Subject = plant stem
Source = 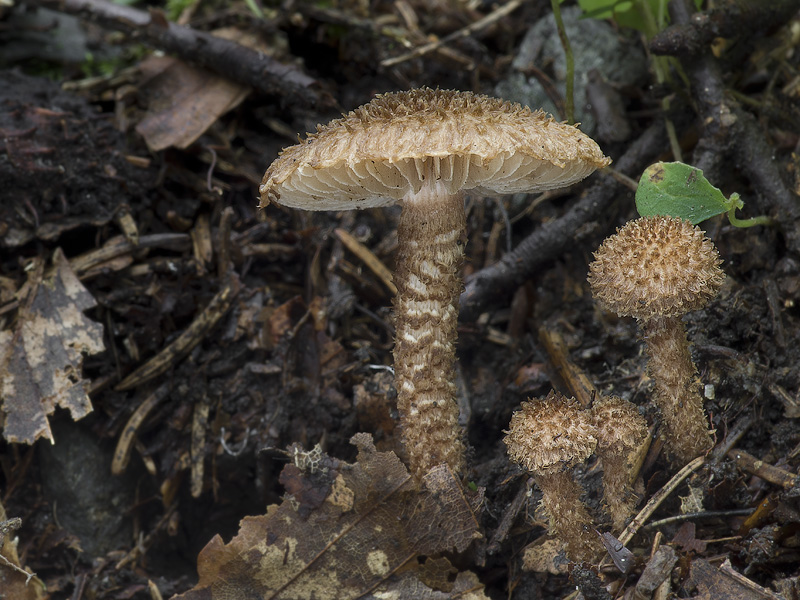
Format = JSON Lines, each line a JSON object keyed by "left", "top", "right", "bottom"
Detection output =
{"left": 726, "top": 207, "right": 775, "bottom": 228}
{"left": 550, "top": 0, "right": 574, "bottom": 124}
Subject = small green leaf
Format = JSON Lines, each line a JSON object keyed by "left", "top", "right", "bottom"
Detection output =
{"left": 635, "top": 162, "right": 734, "bottom": 225}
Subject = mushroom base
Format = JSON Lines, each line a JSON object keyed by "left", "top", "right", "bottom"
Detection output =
{"left": 393, "top": 185, "right": 466, "bottom": 479}
{"left": 642, "top": 316, "right": 713, "bottom": 464}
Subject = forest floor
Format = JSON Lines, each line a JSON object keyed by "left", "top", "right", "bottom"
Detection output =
{"left": 1, "top": 0, "right": 800, "bottom": 599}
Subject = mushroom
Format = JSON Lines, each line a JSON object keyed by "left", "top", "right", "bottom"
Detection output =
{"left": 261, "top": 88, "right": 610, "bottom": 479}
{"left": 591, "top": 395, "right": 648, "bottom": 531}
{"left": 588, "top": 216, "right": 725, "bottom": 464}
{"left": 504, "top": 390, "right": 603, "bottom": 563}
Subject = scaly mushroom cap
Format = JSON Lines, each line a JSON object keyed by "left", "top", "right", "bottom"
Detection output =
{"left": 588, "top": 216, "right": 725, "bottom": 320}
{"left": 592, "top": 396, "right": 648, "bottom": 452}
{"left": 504, "top": 390, "right": 597, "bottom": 476}
{"left": 260, "top": 88, "right": 611, "bottom": 210}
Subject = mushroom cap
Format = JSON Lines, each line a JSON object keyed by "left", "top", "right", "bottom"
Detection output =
{"left": 588, "top": 216, "right": 725, "bottom": 320}
{"left": 592, "top": 396, "right": 648, "bottom": 452}
{"left": 504, "top": 390, "right": 597, "bottom": 476}
{"left": 260, "top": 88, "right": 610, "bottom": 211}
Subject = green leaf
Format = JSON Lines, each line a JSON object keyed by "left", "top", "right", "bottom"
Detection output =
{"left": 635, "top": 162, "right": 734, "bottom": 225}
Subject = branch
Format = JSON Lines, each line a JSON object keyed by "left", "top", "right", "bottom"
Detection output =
{"left": 650, "top": 0, "right": 800, "bottom": 57}
{"left": 31, "top": 0, "right": 333, "bottom": 108}
{"left": 664, "top": 0, "right": 800, "bottom": 251}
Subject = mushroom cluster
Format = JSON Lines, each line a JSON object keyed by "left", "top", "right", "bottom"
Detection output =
{"left": 261, "top": 88, "right": 609, "bottom": 480}
{"left": 504, "top": 391, "right": 648, "bottom": 562}
{"left": 588, "top": 216, "right": 725, "bottom": 464}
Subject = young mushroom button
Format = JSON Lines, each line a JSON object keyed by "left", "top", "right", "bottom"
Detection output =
{"left": 261, "top": 88, "right": 610, "bottom": 480}
{"left": 504, "top": 390, "right": 603, "bottom": 563}
{"left": 588, "top": 216, "right": 725, "bottom": 465}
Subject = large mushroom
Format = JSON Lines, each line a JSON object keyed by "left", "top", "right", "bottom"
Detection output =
{"left": 261, "top": 88, "right": 610, "bottom": 479}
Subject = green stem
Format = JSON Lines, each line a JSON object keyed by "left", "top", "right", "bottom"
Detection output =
{"left": 551, "top": 0, "right": 574, "bottom": 124}
{"left": 640, "top": 0, "right": 683, "bottom": 162}
{"left": 243, "top": 0, "right": 264, "bottom": 19}
{"left": 726, "top": 207, "right": 775, "bottom": 228}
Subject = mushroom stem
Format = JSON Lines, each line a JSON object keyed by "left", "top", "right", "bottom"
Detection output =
{"left": 591, "top": 395, "right": 648, "bottom": 532}
{"left": 393, "top": 181, "right": 466, "bottom": 478}
{"left": 536, "top": 471, "right": 604, "bottom": 563}
{"left": 597, "top": 446, "right": 638, "bottom": 532}
{"left": 641, "top": 316, "right": 713, "bottom": 463}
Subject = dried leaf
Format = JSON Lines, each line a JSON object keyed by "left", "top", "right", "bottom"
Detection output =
{"left": 0, "top": 249, "right": 104, "bottom": 443}
{"left": 174, "top": 434, "right": 483, "bottom": 600}
{"left": 672, "top": 522, "right": 708, "bottom": 554}
{"left": 135, "top": 55, "right": 250, "bottom": 151}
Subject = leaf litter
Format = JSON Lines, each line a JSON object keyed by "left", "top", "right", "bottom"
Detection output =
{"left": 0, "top": 248, "right": 104, "bottom": 444}
{"left": 174, "top": 433, "right": 485, "bottom": 600}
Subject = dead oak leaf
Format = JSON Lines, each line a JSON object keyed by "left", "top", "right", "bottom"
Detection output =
{"left": 173, "top": 433, "right": 484, "bottom": 600}
{"left": 0, "top": 248, "right": 104, "bottom": 444}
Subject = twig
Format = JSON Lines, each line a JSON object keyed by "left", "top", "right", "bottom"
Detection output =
{"left": 642, "top": 508, "right": 753, "bottom": 531}
{"left": 380, "top": 0, "right": 523, "bottom": 67}
{"left": 728, "top": 449, "right": 800, "bottom": 490}
{"left": 112, "top": 382, "right": 172, "bottom": 475}
{"left": 618, "top": 455, "right": 705, "bottom": 546}
{"left": 217, "top": 206, "right": 235, "bottom": 278}
{"left": 538, "top": 326, "right": 597, "bottom": 409}
{"left": 69, "top": 233, "right": 191, "bottom": 279}
{"left": 709, "top": 412, "right": 753, "bottom": 462}
{"left": 650, "top": 0, "right": 800, "bottom": 58}
{"left": 115, "top": 273, "right": 241, "bottom": 391}
{"left": 334, "top": 228, "right": 397, "bottom": 296}
{"left": 487, "top": 477, "right": 533, "bottom": 554}
{"left": 31, "top": 0, "right": 331, "bottom": 108}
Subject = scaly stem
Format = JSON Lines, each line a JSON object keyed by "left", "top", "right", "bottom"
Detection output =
{"left": 641, "top": 316, "right": 713, "bottom": 464}
{"left": 537, "top": 470, "right": 603, "bottom": 563}
{"left": 393, "top": 182, "right": 466, "bottom": 479}
{"left": 598, "top": 447, "right": 638, "bottom": 532}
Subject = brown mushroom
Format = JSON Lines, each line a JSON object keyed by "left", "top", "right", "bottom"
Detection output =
{"left": 261, "top": 88, "right": 610, "bottom": 479}
{"left": 588, "top": 216, "right": 725, "bottom": 464}
{"left": 591, "top": 396, "right": 648, "bottom": 531}
{"left": 504, "top": 390, "right": 603, "bottom": 562}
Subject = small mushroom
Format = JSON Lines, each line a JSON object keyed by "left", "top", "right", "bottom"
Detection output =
{"left": 588, "top": 216, "right": 725, "bottom": 464}
{"left": 261, "top": 89, "right": 610, "bottom": 479}
{"left": 504, "top": 390, "right": 603, "bottom": 563}
{"left": 591, "top": 396, "right": 648, "bottom": 531}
